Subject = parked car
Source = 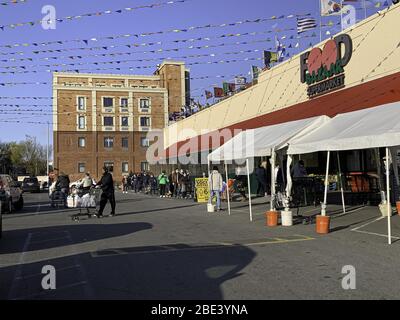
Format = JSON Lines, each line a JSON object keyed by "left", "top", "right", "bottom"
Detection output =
{"left": 22, "top": 177, "right": 41, "bottom": 193}
{"left": 0, "top": 175, "right": 24, "bottom": 238}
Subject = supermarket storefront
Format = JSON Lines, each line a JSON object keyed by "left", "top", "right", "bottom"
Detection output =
{"left": 153, "top": 4, "right": 400, "bottom": 204}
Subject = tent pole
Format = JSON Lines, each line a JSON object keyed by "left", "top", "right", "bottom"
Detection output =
{"left": 322, "top": 151, "right": 331, "bottom": 216}
{"left": 285, "top": 154, "right": 293, "bottom": 209}
{"left": 270, "top": 151, "right": 276, "bottom": 211}
{"left": 337, "top": 152, "right": 346, "bottom": 214}
{"left": 225, "top": 162, "right": 231, "bottom": 216}
{"left": 386, "top": 147, "right": 392, "bottom": 245}
{"left": 247, "top": 158, "right": 253, "bottom": 222}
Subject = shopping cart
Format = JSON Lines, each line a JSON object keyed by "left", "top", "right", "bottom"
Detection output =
{"left": 70, "top": 187, "right": 102, "bottom": 221}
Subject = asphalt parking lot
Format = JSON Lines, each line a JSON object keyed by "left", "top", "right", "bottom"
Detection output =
{"left": 1, "top": 191, "right": 400, "bottom": 300}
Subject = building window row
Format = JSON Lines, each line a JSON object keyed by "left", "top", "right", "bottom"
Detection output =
{"left": 77, "top": 161, "right": 147, "bottom": 174}
{"left": 75, "top": 96, "right": 152, "bottom": 112}
{"left": 77, "top": 137, "right": 137, "bottom": 149}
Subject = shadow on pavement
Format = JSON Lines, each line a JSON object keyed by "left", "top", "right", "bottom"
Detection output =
{"left": 0, "top": 243, "right": 255, "bottom": 300}
{"left": 0, "top": 222, "right": 153, "bottom": 254}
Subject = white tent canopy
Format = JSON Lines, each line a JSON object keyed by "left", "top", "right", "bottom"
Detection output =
{"left": 286, "top": 102, "right": 400, "bottom": 245}
{"left": 287, "top": 102, "right": 400, "bottom": 155}
{"left": 207, "top": 115, "right": 330, "bottom": 222}
{"left": 208, "top": 116, "right": 330, "bottom": 162}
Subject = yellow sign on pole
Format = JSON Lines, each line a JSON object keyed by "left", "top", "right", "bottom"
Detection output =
{"left": 195, "top": 178, "right": 210, "bottom": 203}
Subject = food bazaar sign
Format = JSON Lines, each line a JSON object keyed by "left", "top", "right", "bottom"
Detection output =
{"left": 300, "top": 34, "right": 353, "bottom": 98}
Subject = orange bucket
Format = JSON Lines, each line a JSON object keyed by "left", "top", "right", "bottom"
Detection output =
{"left": 316, "top": 215, "right": 330, "bottom": 234}
{"left": 266, "top": 211, "right": 279, "bottom": 227}
{"left": 396, "top": 201, "right": 400, "bottom": 215}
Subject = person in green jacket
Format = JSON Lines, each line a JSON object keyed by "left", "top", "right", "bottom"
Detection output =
{"left": 158, "top": 171, "right": 169, "bottom": 198}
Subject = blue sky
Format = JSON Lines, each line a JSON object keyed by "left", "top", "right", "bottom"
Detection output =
{"left": 0, "top": 0, "right": 387, "bottom": 146}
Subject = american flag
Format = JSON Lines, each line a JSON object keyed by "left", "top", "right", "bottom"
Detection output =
{"left": 297, "top": 17, "right": 317, "bottom": 34}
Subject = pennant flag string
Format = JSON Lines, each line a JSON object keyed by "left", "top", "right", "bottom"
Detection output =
{"left": 0, "top": 35, "right": 321, "bottom": 67}
{"left": 0, "top": 0, "right": 193, "bottom": 31}
{"left": 0, "top": 47, "right": 275, "bottom": 73}
{"left": 0, "top": 28, "right": 295, "bottom": 59}
{"left": 0, "top": 29, "right": 321, "bottom": 62}
{"left": 0, "top": 72, "right": 247, "bottom": 86}
{"left": 0, "top": 0, "right": 28, "bottom": 5}
{"left": 0, "top": 32, "right": 321, "bottom": 71}
{"left": 0, "top": 56, "right": 266, "bottom": 75}
{"left": 0, "top": 12, "right": 313, "bottom": 49}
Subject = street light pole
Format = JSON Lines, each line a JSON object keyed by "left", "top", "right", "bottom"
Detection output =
{"left": 47, "top": 121, "right": 49, "bottom": 177}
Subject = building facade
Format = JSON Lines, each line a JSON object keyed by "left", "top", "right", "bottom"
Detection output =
{"left": 53, "top": 60, "right": 189, "bottom": 182}
{"left": 162, "top": 5, "right": 400, "bottom": 165}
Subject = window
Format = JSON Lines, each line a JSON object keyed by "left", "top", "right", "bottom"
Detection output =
{"left": 140, "top": 98, "right": 150, "bottom": 109}
{"left": 121, "top": 116, "right": 129, "bottom": 127}
{"left": 140, "top": 137, "right": 150, "bottom": 147}
{"left": 104, "top": 162, "right": 114, "bottom": 172}
{"left": 122, "top": 137, "right": 129, "bottom": 149}
{"left": 141, "top": 162, "right": 149, "bottom": 172}
{"left": 120, "top": 98, "right": 128, "bottom": 108}
{"left": 140, "top": 117, "right": 151, "bottom": 127}
{"left": 122, "top": 162, "right": 129, "bottom": 173}
{"left": 104, "top": 137, "right": 114, "bottom": 148}
{"left": 103, "top": 116, "right": 114, "bottom": 127}
{"left": 78, "top": 137, "right": 86, "bottom": 148}
{"left": 78, "top": 163, "right": 85, "bottom": 173}
{"left": 78, "top": 116, "right": 86, "bottom": 129}
{"left": 78, "top": 97, "right": 86, "bottom": 111}
{"left": 103, "top": 97, "right": 114, "bottom": 108}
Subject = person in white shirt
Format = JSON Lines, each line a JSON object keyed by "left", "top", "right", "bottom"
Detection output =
{"left": 208, "top": 166, "right": 224, "bottom": 211}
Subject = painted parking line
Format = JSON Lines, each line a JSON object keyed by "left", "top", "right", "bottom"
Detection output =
{"left": 8, "top": 233, "right": 32, "bottom": 300}
{"left": 7, "top": 230, "right": 94, "bottom": 300}
{"left": 351, "top": 216, "right": 400, "bottom": 240}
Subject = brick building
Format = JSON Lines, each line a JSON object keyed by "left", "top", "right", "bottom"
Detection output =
{"left": 53, "top": 60, "right": 189, "bottom": 182}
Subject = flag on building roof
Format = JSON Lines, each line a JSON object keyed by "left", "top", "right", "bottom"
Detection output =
{"left": 205, "top": 90, "right": 213, "bottom": 99}
{"left": 235, "top": 76, "right": 247, "bottom": 91}
{"left": 320, "top": 0, "right": 352, "bottom": 16}
{"left": 276, "top": 39, "right": 286, "bottom": 62}
{"left": 214, "top": 87, "right": 224, "bottom": 98}
{"left": 264, "top": 51, "right": 279, "bottom": 67}
{"left": 251, "top": 65, "right": 262, "bottom": 80}
{"left": 223, "top": 82, "right": 235, "bottom": 95}
{"left": 297, "top": 17, "right": 317, "bottom": 33}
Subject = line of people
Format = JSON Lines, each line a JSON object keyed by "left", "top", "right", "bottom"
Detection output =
{"left": 158, "top": 169, "right": 193, "bottom": 199}
{"left": 122, "top": 169, "right": 194, "bottom": 199}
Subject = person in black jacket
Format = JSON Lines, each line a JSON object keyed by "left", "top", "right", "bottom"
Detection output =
{"left": 56, "top": 172, "right": 70, "bottom": 207}
{"left": 255, "top": 163, "right": 267, "bottom": 197}
{"left": 94, "top": 166, "right": 116, "bottom": 218}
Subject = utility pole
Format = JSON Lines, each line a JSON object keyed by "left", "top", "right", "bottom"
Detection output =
{"left": 47, "top": 121, "right": 49, "bottom": 177}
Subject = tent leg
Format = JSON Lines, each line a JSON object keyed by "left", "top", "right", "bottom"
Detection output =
{"left": 386, "top": 147, "right": 392, "bottom": 245}
{"left": 225, "top": 162, "right": 231, "bottom": 216}
{"left": 270, "top": 151, "right": 276, "bottom": 211}
{"left": 285, "top": 154, "right": 293, "bottom": 209}
{"left": 322, "top": 151, "right": 331, "bottom": 216}
{"left": 247, "top": 159, "right": 253, "bottom": 222}
{"left": 337, "top": 152, "right": 346, "bottom": 214}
